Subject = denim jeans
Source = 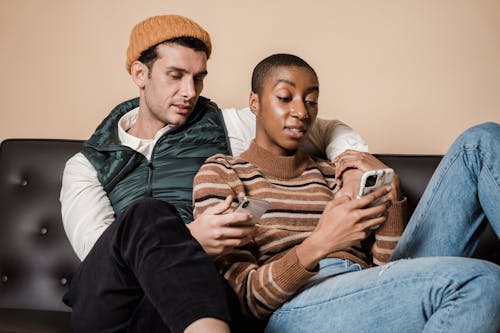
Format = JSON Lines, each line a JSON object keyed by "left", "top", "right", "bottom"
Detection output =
{"left": 265, "top": 122, "right": 500, "bottom": 333}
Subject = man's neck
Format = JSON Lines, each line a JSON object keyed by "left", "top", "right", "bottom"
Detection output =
{"left": 127, "top": 108, "right": 166, "bottom": 140}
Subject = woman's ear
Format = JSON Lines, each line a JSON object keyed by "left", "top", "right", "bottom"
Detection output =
{"left": 249, "top": 92, "right": 260, "bottom": 115}
{"left": 130, "top": 61, "right": 148, "bottom": 89}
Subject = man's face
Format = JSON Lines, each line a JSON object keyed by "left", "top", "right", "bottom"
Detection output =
{"left": 141, "top": 43, "right": 208, "bottom": 128}
{"left": 251, "top": 65, "right": 319, "bottom": 156}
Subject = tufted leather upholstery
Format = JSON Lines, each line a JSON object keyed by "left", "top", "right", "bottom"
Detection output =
{"left": 0, "top": 139, "right": 81, "bottom": 332}
{"left": 0, "top": 139, "right": 498, "bottom": 333}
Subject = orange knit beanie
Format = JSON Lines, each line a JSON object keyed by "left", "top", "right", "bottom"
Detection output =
{"left": 125, "top": 15, "right": 212, "bottom": 73}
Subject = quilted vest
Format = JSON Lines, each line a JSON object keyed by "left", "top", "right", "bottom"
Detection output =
{"left": 82, "top": 96, "right": 231, "bottom": 223}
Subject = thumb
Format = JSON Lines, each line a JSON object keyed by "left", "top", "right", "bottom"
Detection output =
{"left": 204, "top": 195, "right": 233, "bottom": 215}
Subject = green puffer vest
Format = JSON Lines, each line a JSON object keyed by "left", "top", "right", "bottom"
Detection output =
{"left": 82, "top": 96, "right": 231, "bottom": 223}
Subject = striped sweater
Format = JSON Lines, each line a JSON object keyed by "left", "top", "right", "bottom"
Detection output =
{"left": 193, "top": 141, "right": 407, "bottom": 320}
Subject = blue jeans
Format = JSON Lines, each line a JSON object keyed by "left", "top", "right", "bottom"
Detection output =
{"left": 265, "top": 122, "right": 500, "bottom": 333}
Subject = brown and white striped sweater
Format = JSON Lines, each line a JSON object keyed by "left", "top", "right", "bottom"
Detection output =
{"left": 193, "top": 141, "right": 407, "bottom": 320}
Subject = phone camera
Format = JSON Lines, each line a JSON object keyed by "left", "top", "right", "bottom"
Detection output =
{"left": 366, "top": 175, "right": 377, "bottom": 187}
{"left": 242, "top": 200, "right": 249, "bottom": 208}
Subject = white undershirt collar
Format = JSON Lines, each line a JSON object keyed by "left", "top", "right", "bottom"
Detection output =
{"left": 117, "top": 107, "right": 176, "bottom": 160}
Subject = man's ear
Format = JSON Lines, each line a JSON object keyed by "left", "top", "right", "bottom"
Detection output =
{"left": 249, "top": 92, "right": 260, "bottom": 115}
{"left": 130, "top": 61, "right": 148, "bottom": 89}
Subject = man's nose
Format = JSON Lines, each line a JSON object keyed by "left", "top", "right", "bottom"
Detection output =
{"left": 180, "top": 77, "right": 196, "bottom": 100}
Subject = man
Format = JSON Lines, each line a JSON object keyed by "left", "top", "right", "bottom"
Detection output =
{"left": 60, "top": 15, "right": 367, "bottom": 333}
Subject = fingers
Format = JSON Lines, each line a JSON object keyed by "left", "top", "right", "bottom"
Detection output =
{"left": 211, "top": 210, "right": 253, "bottom": 228}
{"left": 357, "top": 215, "right": 387, "bottom": 230}
{"left": 351, "top": 186, "right": 391, "bottom": 209}
{"left": 333, "top": 150, "right": 388, "bottom": 178}
{"left": 204, "top": 195, "right": 234, "bottom": 215}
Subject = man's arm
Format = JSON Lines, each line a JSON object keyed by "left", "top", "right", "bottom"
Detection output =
{"left": 60, "top": 153, "right": 115, "bottom": 261}
{"left": 302, "top": 118, "right": 369, "bottom": 160}
{"left": 222, "top": 107, "right": 368, "bottom": 159}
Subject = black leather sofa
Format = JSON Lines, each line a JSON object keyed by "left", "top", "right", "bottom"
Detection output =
{"left": 0, "top": 138, "right": 498, "bottom": 333}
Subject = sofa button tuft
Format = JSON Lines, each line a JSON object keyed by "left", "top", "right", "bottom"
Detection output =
{"left": 20, "top": 179, "right": 28, "bottom": 186}
{"left": 60, "top": 277, "right": 68, "bottom": 286}
{"left": 1, "top": 275, "right": 7, "bottom": 283}
{"left": 40, "top": 227, "right": 48, "bottom": 235}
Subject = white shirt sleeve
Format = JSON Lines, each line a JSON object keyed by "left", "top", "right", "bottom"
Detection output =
{"left": 60, "top": 152, "right": 115, "bottom": 261}
{"left": 301, "top": 117, "right": 369, "bottom": 160}
{"left": 221, "top": 107, "right": 256, "bottom": 156}
{"left": 222, "top": 107, "right": 369, "bottom": 159}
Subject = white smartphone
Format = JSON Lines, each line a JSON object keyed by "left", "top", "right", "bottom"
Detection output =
{"left": 357, "top": 168, "right": 394, "bottom": 208}
{"left": 234, "top": 197, "right": 269, "bottom": 225}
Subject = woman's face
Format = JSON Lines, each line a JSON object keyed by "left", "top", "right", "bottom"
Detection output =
{"left": 251, "top": 65, "right": 319, "bottom": 156}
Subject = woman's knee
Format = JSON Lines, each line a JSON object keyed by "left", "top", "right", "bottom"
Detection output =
{"left": 455, "top": 122, "right": 499, "bottom": 149}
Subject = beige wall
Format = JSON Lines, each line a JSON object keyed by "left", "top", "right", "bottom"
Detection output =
{"left": 1, "top": 0, "right": 499, "bottom": 154}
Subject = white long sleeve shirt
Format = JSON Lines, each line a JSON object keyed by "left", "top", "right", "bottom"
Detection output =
{"left": 60, "top": 107, "right": 368, "bottom": 260}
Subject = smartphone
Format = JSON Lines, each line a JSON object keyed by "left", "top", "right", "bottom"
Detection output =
{"left": 357, "top": 168, "right": 394, "bottom": 208}
{"left": 234, "top": 197, "right": 269, "bottom": 225}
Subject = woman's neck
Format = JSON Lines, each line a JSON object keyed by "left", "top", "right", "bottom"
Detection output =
{"left": 240, "top": 140, "right": 311, "bottom": 179}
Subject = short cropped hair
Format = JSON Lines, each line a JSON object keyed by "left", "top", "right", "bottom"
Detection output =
{"left": 251, "top": 54, "right": 318, "bottom": 94}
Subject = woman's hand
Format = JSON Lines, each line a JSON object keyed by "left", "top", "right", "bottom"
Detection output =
{"left": 296, "top": 186, "right": 391, "bottom": 270}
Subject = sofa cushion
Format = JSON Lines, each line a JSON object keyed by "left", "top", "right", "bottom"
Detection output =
{"left": 0, "top": 139, "right": 81, "bottom": 314}
{"left": 0, "top": 139, "right": 497, "bottom": 333}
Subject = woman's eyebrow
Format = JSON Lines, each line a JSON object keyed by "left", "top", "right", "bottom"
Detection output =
{"left": 273, "top": 79, "right": 319, "bottom": 93}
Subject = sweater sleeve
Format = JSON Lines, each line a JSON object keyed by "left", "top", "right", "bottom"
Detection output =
{"left": 193, "top": 156, "right": 316, "bottom": 320}
{"left": 371, "top": 197, "right": 408, "bottom": 265}
{"left": 216, "top": 247, "right": 316, "bottom": 320}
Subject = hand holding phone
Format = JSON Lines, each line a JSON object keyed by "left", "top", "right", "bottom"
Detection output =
{"left": 234, "top": 197, "right": 269, "bottom": 225}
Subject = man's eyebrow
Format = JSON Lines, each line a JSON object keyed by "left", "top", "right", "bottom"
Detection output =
{"left": 273, "top": 79, "right": 319, "bottom": 93}
{"left": 166, "top": 66, "right": 208, "bottom": 76}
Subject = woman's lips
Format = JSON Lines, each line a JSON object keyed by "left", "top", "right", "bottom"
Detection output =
{"left": 284, "top": 126, "right": 306, "bottom": 139}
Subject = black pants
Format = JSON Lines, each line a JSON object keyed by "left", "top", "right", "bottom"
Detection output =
{"left": 64, "top": 198, "right": 236, "bottom": 333}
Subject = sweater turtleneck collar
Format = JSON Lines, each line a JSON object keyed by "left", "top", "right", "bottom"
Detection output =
{"left": 240, "top": 140, "right": 312, "bottom": 179}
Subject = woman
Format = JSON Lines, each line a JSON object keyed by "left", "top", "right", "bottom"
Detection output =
{"left": 193, "top": 54, "right": 500, "bottom": 332}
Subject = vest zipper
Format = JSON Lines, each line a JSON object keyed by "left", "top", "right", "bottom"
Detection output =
{"left": 146, "top": 161, "right": 154, "bottom": 196}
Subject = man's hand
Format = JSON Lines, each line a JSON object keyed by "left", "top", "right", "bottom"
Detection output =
{"left": 332, "top": 150, "right": 402, "bottom": 201}
{"left": 188, "top": 195, "right": 255, "bottom": 257}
